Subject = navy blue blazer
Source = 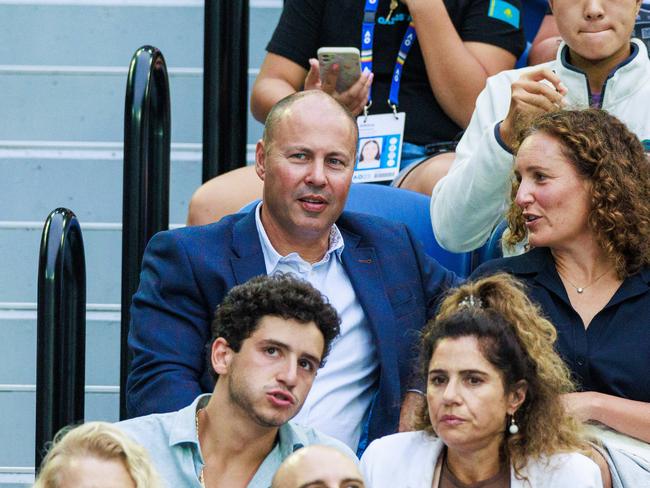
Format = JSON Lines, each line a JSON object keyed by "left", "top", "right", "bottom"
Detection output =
{"left": 127, "top": 210, "right": 458, "bottom": 444}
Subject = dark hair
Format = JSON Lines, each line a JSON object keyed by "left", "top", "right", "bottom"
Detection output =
{"left": 359, "top": 139, "right": 381, "bottom": 161}
{"left": 208, "top": 273, "right": 341, "bottom": 380}
{"left": 416, "top": 274, "right": 586, "bottom": 476}
{"left": 507, "top": 109, "right": 650, "bottom": 278}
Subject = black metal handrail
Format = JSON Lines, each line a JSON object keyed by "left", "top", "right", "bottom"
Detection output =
{"left": 202, "top": 0, "right": 249, "bottom": 180}
{"left": 35, "top": 208, "right": 86, "bottom": 470}
{"left": 121, "top": 45, "right": 171, "bottom": 419}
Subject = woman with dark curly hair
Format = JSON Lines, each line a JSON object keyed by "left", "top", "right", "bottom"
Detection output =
{"left": 474, "top": 109, "right": 650, "bottom": 457}
{"left": 360, "top": 274, "right": 604, "bottom": 487}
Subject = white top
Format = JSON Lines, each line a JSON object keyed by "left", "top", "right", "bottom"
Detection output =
{"left": 255, "top": 203, "right": 379, "bottom": 451}
{"left": 431, "top": 39, "right": 650, "bottom": 252}
{"left": 360, "top": 431, "right": 602, "bottom": 488}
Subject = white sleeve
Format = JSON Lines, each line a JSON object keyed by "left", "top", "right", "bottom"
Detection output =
{"left": 528, "top": 453, "right": 603, "bottom": 488}
{"left": 430, "top": 71, "right": 518, "bottom": 253}
{"left": 359, "top": 439, "right": 381, "bottom": 487}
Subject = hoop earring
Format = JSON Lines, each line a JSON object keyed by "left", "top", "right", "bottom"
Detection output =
{"left": 509, "top": 415, "right": 519, "bottom": 435}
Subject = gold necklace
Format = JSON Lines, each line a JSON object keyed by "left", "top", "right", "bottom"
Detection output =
{"left": 195, "top": 408, "right": 205, "bottom": 487}
{"left": 559, "top": 266, "right": 613, "bottom": 294}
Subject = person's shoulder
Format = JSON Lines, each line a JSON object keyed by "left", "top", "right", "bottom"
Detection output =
{"left": 337, "top": 211, "right": 412, "bottom": 244}
{"left": 149, "top": 212, "right": 249, "bottom": 250}
{"left": 114, "top": 410, "right": 176, "bottom": 445}
{"left": 522, "top": 451, "right": 601, "bottom": 486}
{"left": 338, "top": 210, "right": 405, "bottom": 231}
{"left": 285, "top": 422, "right": 357, "bottom": 459}
{"left": 473, "top": 247, "right": 547, "bottom": 279}
{"left": 361, "top": 431, "right": 441, "bottom": 464}
{"left": 365, "top": 430, "right": 435, "bottom": 452}
{"left": 360, "top": 432, "right": 442, "bottom": 486}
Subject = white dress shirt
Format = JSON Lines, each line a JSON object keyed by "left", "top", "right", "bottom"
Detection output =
{"left": 255, "top": 203, "right": 379, "bottom": 450}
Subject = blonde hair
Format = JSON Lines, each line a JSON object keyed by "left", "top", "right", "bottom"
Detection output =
{"left": 416, "top": 274, "right": 589, "bottom": 478}
{"left": 34, "top": 421, "right": 162, "bottom": 488}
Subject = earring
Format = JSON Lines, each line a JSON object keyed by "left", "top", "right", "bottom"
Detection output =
{"left": 509, "top": 415, "right": 519, "bottom": 435}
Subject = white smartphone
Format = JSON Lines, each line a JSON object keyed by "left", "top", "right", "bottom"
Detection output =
{"left": 317, "top": 47, "right": 362, "bottom": 93}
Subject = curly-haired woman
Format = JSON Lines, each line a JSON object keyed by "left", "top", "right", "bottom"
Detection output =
{"left": 360, "top": 274, "right": 604, "bottom": 487}
{"left": 474, "top": 109, "right": 650, "bottom": 457}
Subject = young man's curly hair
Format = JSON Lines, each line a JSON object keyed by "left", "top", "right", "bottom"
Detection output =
{"left": 506, "top": 108, "right": 650, "bottom": 278}
{"left": 208, "top": 273, "right": 341, "bottom": 380}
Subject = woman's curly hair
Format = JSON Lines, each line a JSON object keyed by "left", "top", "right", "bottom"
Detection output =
{"left": 505, "top": 109, "right": 650, "bottom": 278}
{"left": 415, "top": 274, "right": 589, "bottom": 479}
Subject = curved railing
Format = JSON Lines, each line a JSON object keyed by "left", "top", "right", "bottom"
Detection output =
{"left": 121, "top": 45, "right": 171, "bottom": 419}
{"left": 202, "top": 0, "right": 249, "bottom": 180}
{"left": 35, "top": 208, "right": 86, "bottom": 470}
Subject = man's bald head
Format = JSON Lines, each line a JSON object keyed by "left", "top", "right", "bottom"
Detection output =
{"left": 262, "top": 91, "right": 358, "bottom": 154}
{"left": 272, "top": 445, "right": 364, "bottom": 488}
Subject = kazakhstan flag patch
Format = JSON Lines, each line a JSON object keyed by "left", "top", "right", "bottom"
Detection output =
{"left": 488, "top": 0, "right": 520, "bottom": 28}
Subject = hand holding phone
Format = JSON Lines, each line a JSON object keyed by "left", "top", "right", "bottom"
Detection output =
{"left": 317, "top": 47, "right": 362, "bottom": 93}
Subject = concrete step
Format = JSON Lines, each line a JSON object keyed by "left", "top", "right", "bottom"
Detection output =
{"left": 0, "top": 149, "right": 202, "bottom": 223}
{"left": 1, "top": 225, "right": 122, "bottom": 303}
{"left": 0, "top": 70, "right": 263, "bottom": 144}
{"left": 0, "top": 389, "right": 119, "bottom": 469}
{"left": 0, "top": 2, "right": 280, "bottom": 68}
{"left": 0, "top": 311, "right": 120, "bottom": 385}
{"left": 0, "top": 309, "right": 121, "bottom": 478}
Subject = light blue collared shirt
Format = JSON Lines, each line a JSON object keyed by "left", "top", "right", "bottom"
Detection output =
{"left": 255, "top": 203, "right": 379, "bottom": 450}
{"left": 116, "top": 394, "right": 354, "bottom": 488}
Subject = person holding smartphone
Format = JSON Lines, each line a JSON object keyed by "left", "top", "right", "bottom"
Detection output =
{"left": 187, "top": 0, "right": 525, "bottom": 225}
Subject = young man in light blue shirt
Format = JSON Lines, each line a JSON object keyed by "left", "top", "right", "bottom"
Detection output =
{"left": 118, "top": 274, "right": 352, "bottom": 488}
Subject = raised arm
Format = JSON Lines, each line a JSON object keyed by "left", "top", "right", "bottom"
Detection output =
{"left": 431, "top": 65, "right": 567, "bottom": 252}
{"left": 251, "top": 54, "right": 373, "bottom": 123}
{"left": 405, "top": 0, "right": 520, "bottom": 128}
{"left": 250, "top": 54, "right": 308, "bottom": 123}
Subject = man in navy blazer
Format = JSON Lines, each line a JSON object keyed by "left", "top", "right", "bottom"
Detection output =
{"left": 127, "top": 91, "right": 458, "bottom": 452}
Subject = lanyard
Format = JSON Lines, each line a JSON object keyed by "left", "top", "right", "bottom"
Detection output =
{"left": 361, "top": 0, "right": 417, "bottom": 113}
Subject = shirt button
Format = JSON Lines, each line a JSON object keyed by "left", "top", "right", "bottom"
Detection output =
{"left": 577, "top": 358, "right": 585, "bottom": 366}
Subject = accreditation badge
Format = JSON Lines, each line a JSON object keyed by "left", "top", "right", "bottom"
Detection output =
{"left": 353, "top": 112, "right": 405, "bottom": 183}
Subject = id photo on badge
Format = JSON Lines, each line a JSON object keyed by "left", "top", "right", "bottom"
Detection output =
{"left": 357, "top": 137, "right": 383, "bottom": 170}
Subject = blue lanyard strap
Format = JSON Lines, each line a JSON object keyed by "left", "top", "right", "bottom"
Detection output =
{"left": 361, "top": 0, "right": 417, "bottom": 110}
{"left": 361, "top": 0, "right": 378, "bottom": 109}
{"left": 388, "top": 21, "right": 416, "bottom": 110}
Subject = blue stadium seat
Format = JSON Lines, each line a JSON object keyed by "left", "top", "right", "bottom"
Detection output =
{"left": 516, "top": 0, "right": 549, "bottom": 66}
{"left": 474, "top": 219, "right": 508, "bottom": 269}
{"left": 241, "top": 183, "right": 474, "bottom": 277}
{"left": 522, "top": 0, "right": 548, "bottom": 40}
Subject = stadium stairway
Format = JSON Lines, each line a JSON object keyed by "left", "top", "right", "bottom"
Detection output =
{"left": 0, "top": 1, "right": 282, "bottom": 485}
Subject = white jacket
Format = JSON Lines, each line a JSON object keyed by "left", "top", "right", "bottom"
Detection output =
{"left": 430, "top": 39, "right": 650, "bottom": 252}
{"left": 360, "top": 431, "right": 602, "bottom": 488}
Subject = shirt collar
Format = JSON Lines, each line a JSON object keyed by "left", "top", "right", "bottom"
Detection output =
{"left": 556, "top": 39, "right": 645, "bottom": 108}
{"left": 167, "top": 394, "right": 303, "bottom": 463}
{"left": 254, "top": 202, "right": 344, "bottom": 271}
{"left": 168, "top": 393, "right": 211, "bottom": 448}
{"left": 509, "top": 248, "right": 650, "bottom": 308}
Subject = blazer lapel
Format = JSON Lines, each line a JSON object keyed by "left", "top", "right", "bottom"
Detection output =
{"left": 340, "top": 228, "right": 399, "bottom": 375}
{"left": 230, "top": 210, "right": 266, "bottom": 284}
